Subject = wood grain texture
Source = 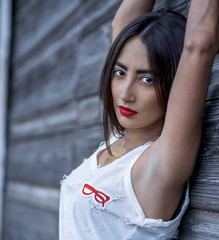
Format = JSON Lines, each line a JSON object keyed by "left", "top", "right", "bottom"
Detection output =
{"left": 7, "top": 125, "right": 103, "bottom": 188}
{"left": 13, "top": 0, "right": 81, "bottom": 62}
{"left": 186, "top": 55, "right": 219, "bottom": 213}
{"left": 10, "top": 95, "right": 102, "bottom": 138}
{"left": 13, "top": 0, "right": 119, "bottom": 70}
{"left": 4, "top": 1, "right": 120, "bottom": 238}
{"left": 3, "top": 201, "right": 58, "bottom": 240}
{"left": 4, "top": 0, "right": 219, "bottom": 239}
{"left": 10, "top": 23, "right": 111, "bottom": 123}
{"left": 6, "top": 181, "right": 59, "bottom": 212}
{"left": 178, "top": 209, "right": 219, "bottom": 239}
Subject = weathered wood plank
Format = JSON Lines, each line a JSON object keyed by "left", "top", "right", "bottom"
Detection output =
{"left": 78, "top": 95, "right": 102, "bottom": 125}
{"left": 3, "top": 201, "right": 58, "bottom": 240}
{"left": 0, "top": 0, "right": 12, "bottom": 236}
{"left": 178, "top": 209, "right": 219, "bottom": 239}
{"left": 190, "top": 181, "right": 219, "bottom": 212}
{"left": 11, "top": 40, "right": 78, "bottom": 121}
{"left": 9, "top": 95, "right": 101, "bottom": 138}
{"left": 188, "top": 52, "right": 219, "bottom": 212}
{"left": 205, "top": 55, "right": 219, "bottom": 101}
{"left": 6, "top": 125, "right": 103, "bottom": 188}
{"left": 5, "top": 0, "right": 219, "bottom": 239}
{"left": 73, "top": 23, "right": 112, "bottom": 99}
{"left": 10, "top": 101, "right": 79, "bottom": 137}
{"left": 189, "top": 111, "right": 219, "bottom": 211}
{"left": 10, "top": 24, "right": 111, "bottom": 122}
{"left": 6, "top": 181, "right": 59, "bottom": 212}
{"left": 13, "top": 0, "right": 121, "bottom": 66}
{"left": 13, "top": 0, "right": 81, "bottom": 62}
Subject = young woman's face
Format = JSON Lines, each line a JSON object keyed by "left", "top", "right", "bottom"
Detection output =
{"left": 111, "top": 37, "right": 163, "bottom": 133}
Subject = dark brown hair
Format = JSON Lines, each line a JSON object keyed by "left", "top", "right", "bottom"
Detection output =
{"left": 99, "top": 10, "right": 186, "bottom": 153}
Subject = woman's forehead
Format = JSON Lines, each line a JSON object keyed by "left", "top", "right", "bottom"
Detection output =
{"left": 116, "top": 37, "right": 150, "bottom": 70}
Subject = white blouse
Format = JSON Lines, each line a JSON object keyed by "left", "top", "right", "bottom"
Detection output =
{"left": 59, "top": 135, "right": 189, "bottom": 240}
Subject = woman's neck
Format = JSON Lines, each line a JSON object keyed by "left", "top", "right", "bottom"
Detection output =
{"left": 121, "top": 123, "right": 162, "bottom": 149}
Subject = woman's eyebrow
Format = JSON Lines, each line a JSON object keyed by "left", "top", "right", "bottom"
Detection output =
{"left": 115, "top": 61, "right": 128, "bottom": 70}
{"left": 115, "top": 60, "right": 156, "bottom": 76}
{"left": 136, "top": 69, "right": 156, "bottom": 75}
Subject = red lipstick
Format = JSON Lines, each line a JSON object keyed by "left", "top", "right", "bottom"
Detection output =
{"left": 119, "top": 106, "right": 137, "bottom": 117}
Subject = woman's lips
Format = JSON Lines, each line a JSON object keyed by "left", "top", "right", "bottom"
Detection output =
{"left": 119, "top": 106, "right": 137, "bottom": 117}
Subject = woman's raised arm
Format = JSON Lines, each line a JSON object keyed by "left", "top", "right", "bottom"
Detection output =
{"left": 112, "top": 0, "right": 155, "bottom": 42}
{"left": 156, "top": 0, "right": 219, "bottom": 184}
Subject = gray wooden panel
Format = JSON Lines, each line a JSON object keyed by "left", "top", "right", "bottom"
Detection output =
{"left": 5, "top": 0, "right": 219, "bottom": 239}
{"left": 3, "top": 201, "right": 58, "bottom": 240}
{"left": 10, "top": 95, "right": 101, "bottom": 138}
{"left": 4, "top": 0, "right": 117, "bottom": 239}
{"left": 73, "top": 25, "right": 112, "bottom": 99}
{"left": 10, "top": 23, "right": 111, "bottom": 122}
{"left": 13, "top": 0, "right": 81, "bottom": 62}
{"left": 206, "top": 56, "right": 219, "bottom": 101}
{"left": 10, "top": 0, "right": 119, "bottom": 124}
{"left": 4, "top": 181, "right": 59, "bottom": 239}
{"left": 11, "top": 40, "right": 78, "bottom": 120}
{"left": 178, "top": 209, "right": 219, "bottom": 239}
{"left": 7, "top": 125, "right": 103, "bottom": 188}
{"left": 189, "top": 56, "right": 219, "bottom": 209}
{"left": 6, "top": 181, "right": 59, "bottom": 212}
{"left": 13, "top": 0, "right": 121, "bottom": 67}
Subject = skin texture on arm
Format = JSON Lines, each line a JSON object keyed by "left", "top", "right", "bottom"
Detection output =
{"left": 112, "top": 0, "right": 155, "bottom": 41}
{"left": 132, "top": 0, "right": 219, "bottom": 220}
{"left": 157, "top": 0, "right": 219, "bottom": 183}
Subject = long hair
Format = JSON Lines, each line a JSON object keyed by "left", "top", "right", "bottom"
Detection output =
{"left": 99, "top": 10, "right": 186, "bottom": 153}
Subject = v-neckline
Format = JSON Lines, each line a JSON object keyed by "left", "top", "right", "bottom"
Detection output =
{"left": 94, "top": 135, "right": 153, "bottom": 170}
{"left": 95, "top": 135, "right": 120, "bottom": 170}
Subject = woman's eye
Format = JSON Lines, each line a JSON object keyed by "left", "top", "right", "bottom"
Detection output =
{"left": 113, "top": 69, "right": 125, "bottom": 77}
{"left": 141, "top": 76, "right": 153, "bottom": 85}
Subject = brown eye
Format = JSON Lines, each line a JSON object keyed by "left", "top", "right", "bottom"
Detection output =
{"left": 113, "top": 69, "right": 125, "bottom": 77}
{"left": 141, "top": 76, "right": 153, "bottom": 85}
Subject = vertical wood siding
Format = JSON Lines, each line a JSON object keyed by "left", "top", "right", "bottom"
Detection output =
{"left": 3, "top": 0, "right": 219, "bottom": 239}
{"left": 0, "top": 0, "right": 12, "bottom": 236}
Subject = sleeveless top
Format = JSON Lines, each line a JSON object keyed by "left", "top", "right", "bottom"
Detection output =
{"left": 59, "top": 135, "right": 189, "bottom": 240}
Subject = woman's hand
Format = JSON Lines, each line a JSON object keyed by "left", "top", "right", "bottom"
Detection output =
{"left": 112, "top": 0, "right": 155, "bottom": 42}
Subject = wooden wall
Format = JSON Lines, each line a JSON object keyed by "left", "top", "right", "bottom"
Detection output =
{"left": 3, "top": 0, "right": 121, "bottom": 239}
{"left": 3, "top": 0, "right": 219, "bottom": 239}
{"left": 0, "top": 0, "right": 12, "bottom": 237}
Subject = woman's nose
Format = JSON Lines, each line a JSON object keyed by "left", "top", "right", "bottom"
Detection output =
{"left": 120, "top": 81, "right": 135, "bottom": 102}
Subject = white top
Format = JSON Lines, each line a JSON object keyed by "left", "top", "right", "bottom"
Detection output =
{"left": 59, "top": 135, "right": 189, "bottom": 240}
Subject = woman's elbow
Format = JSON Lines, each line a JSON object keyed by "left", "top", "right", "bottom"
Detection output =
{"left": 184, "top": 31, "right": 218, "bottom": 55}
{"left": 111, "top": 20, "right": 123, "bottom": 42}
{"left": 111, "top": 20, "right": 117, "bottom": 42}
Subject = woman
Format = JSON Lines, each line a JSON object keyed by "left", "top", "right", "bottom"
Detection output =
{"left": 59, "top": 0, "right": 219, "bottom": 239}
